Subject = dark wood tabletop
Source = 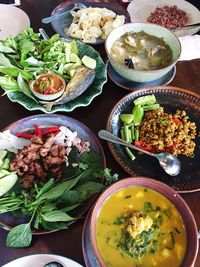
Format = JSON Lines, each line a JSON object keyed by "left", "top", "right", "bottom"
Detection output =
{"left": 0, "top": 0, "right": 200, "bottom": 266}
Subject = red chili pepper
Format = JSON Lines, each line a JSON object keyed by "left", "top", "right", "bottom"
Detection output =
{"left": 134, "top": 141, "right": 154, "bottom": 152}
{"left": 42, "top": 126, "right": 60, "bottom": 135}
{"left": 44, "top": 87, "right": 51, "bottom": 95}
{"left": 16, "top": 132, "right": 33, "bottom": 139}
{"left": 172, "top": 117, "right": 182, "bottom": 125}
{"left": 34, "top": 124, "right": 42, "bottom": 137}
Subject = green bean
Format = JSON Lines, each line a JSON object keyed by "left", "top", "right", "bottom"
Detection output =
{"left": 135, "top": 128, "right": 139, "bottom": 141}
{"left": 123, "top": 125, "right": 130, "bottom": 143}
{"left": 143, "top": 103, "right": 160, "bottom": 111}
{"left": 125, "top": 147, "right": 136, "bottom": 161}
{"left": 120, "top": 128, "right": 125, "bottom": 141}
{"left": 130, "top": 124, "right": 135, "bottom": 140}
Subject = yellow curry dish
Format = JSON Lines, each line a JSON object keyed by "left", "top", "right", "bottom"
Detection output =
{"left": 96, "top": 186, "right": 187, "bottom": 267}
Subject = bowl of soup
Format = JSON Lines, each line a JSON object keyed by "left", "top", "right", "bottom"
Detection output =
{"left": 89, "top": 177, "right": 198, "bottom": 267}
{"left": 105, "top": 23, "right": 181, "bottom": 82}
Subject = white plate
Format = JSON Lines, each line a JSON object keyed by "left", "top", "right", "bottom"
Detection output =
{"left": 0, "top": 4, "right": 30, "bottom": 40}
{"left": 127, "top": 0, "right": 200, "bottom": 37}
{"left": 2, "top": 254, "right": 84, "bottom": 267}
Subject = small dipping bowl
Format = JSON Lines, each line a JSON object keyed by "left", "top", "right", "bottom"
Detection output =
{"left": 105, "top": 23, "right": 181, "bottom": 82}
{"left": 29, "top": 73, "right": 65, "bottom": 101}
{"left": 89, "top": 177, "right": 198, "bottom": 267}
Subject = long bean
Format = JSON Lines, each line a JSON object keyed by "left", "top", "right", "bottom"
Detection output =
{"left": 125, "top": 147, "right": 135, "bottom": 161}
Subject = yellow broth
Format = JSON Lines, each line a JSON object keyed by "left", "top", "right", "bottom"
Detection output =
{"left": 110, "top": 31, "right": 173, "bottom": 71}
{"left": 96, "top": 186, "right": 187, "bottom": 267}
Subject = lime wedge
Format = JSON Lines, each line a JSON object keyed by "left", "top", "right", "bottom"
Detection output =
{"left": 120, "top": 114, "right": 134, "bottom": 124}
{"left": 0, "top": 173, "right": 18, "bottom": 196}
{"left": 82, "top": 55, "right": 96, "bottom": 70}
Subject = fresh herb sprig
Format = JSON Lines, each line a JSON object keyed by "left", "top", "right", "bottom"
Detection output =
{"left": 0, "top": 150, "right": 118, "bottom": 248}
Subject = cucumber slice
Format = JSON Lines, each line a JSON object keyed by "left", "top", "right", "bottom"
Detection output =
{"left": 82, "top": 55, "right": 96, "bottom": 70}
{"left": 0, "top": 149, "right": 7, "bottom": 160}
{"left": 0, "top": 169, "right": 10, "bottom": 179}
{"left": 0, "top": 173, "right": 18, "bottom": 196}
{"left": 1, "top": 158, "right": 10, "bottom": 170}
{"left": 133, "top": 95, "right": 156, "bottom": 106}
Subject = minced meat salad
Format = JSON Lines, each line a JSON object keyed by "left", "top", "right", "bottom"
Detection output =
{"left": 139, "top": 108, "right": 196, "bottom": 156}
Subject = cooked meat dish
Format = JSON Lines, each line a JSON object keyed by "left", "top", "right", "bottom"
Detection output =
{"left": 10, "top": 134, "right": 66, "bottom": 189}
{"left": 139, "top": 108, "right": 196, "bottom": 156}
{"left": 147, "top": 5, "right": 188, "bottom": 30}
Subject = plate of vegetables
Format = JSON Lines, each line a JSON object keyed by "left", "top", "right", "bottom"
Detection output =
{"left": 0, "top": 28, "right": 107, "bottom": 113}
{"left": 0, "top": 114, "right": 118, "bottom": 248}
{"left": 106, "top": 86, "right": 200, "bottom": 193}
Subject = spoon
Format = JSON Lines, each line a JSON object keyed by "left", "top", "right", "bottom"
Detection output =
{"left": 173, "top": 22, "right": 200, "bottom": 31}
{"left": 43, "top": 261, "right": 65, "bottom": 267}
{"left": 98, "top": 130, "right": 181, "bottom": 176}
{"left": 42, "top": 3, "right": 87, "bottom": 24}
{"left": 39, "top": 28, "right": 50, "bottom": 40}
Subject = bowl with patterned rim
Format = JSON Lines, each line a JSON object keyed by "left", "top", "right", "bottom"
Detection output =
{"left": 106, "top": 86, "right": 200, "bottom": 193}
{"left": 0, "top": 114, "right": 106, "bottom": 235}
{"left": 50, "top": 0, "right": 131, "bottom": 44}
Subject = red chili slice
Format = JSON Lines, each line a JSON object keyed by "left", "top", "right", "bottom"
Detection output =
{"left": 134, "top": 141, "right": 154, "bottom": 152}
{"left": 16, "top": 133, "right": 33, "bottom": 139}
{"left": 34, "top": 124, "right": 42, "bottom": 137}
{"left": 172, "top": 117, "right": 182, "bottom": 125}
{"left": 42, "top": 126, "right": 60, "bottom": 135}
{"left": 44, "top": 87, "right": 51, "bottom": 95}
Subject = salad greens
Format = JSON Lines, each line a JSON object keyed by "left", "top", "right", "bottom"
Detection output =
{"left": 0, "top": 28, "right": 92, "bottom": 102}
{"left": 0, "top": 150, "right": 118, "bottom": 248}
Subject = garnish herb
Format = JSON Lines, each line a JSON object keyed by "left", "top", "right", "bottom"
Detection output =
{"left": 0, "top": 150, "right": 118, "bottom": 248}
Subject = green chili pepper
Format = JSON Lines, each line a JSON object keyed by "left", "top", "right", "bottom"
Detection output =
{"left": 132, "top": 105, "right": 144, "bottom": 126}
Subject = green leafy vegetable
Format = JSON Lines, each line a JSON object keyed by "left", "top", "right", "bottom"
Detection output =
{"left": 6, "top": 223, "right": 32, "bottom": 248}
{"left": 0, "top": 150, "right": 118, "bottom": 248}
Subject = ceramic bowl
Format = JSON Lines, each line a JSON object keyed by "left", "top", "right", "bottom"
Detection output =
{"left": 89, "top": 177, "right": 199, "bottom": 267}
{"left": 29, "top": 73, "right": 65, "bottom": 101}
{"left": 105, "top": 23, "right": 181, "bottom": 82}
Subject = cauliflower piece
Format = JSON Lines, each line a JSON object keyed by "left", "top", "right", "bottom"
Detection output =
{"left": 127, "top": 212, "right": 153, "bottom": 239}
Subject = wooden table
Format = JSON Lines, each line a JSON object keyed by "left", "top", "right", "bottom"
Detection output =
{"left": 0, "top": 0, "right": 199, "bottom": 266}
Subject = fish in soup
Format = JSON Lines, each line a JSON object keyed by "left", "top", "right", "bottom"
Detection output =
{"left": 110, "top": 31, "right": 173, "bottom": 71}
{"left": 96, "top": 186, "right": 187, "bottom": 267}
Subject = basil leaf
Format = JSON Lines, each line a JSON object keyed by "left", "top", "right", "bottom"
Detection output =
{"left": 60, "top": 204, "right": 80, "bottom": 212}
{"left": 42, "top": 210, "right": 75, "bottom": 222}
{"left": 39, "top": 173, "right": 84, "bottom": 201}
{"left": 41, "top": 220, "right": 67, "bottom": 231}
{"left": 6, "top": 223, "right": 32, "bottom": 248}
{"left": 36, "top": 178, "right": 55, "bottom": 199}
